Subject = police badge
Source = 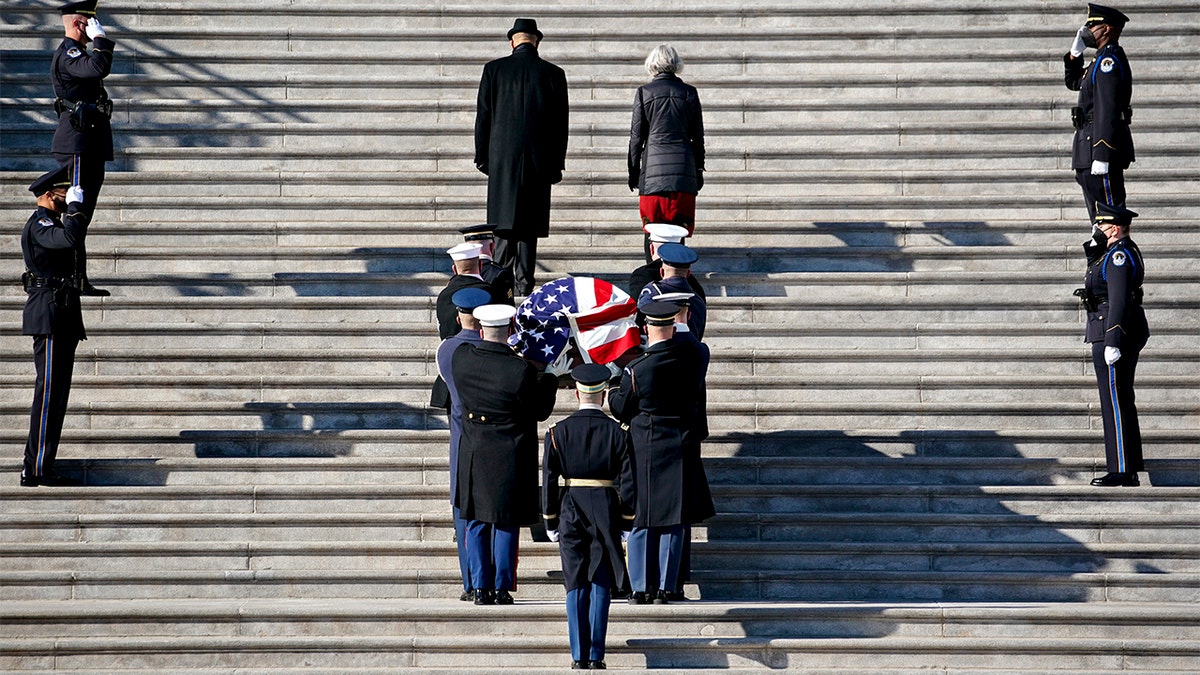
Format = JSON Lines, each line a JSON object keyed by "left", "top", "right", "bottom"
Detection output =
{"left": 1100, "top": 57, "right": 1115, "bottom": 73}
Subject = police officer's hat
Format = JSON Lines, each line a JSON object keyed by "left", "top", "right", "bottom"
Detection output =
{"left": 446, "top": 242, "right": 483, "bottom": 261}
{"left": 474, "top": 304, "right": 517, "bottom": 327}
{"left": 653, "top": 291, "right": 694, "bottom": 307}
{"left": 59, "top": 1, "right": 98, "bottom": 16}
{"left": 507, "top": 18, "right": 543, "bottom": 40}
{"left": 451, "top": 287, "right": 492, "bottom": 313}
{"left": 459, "top": 224, "right": 496, "bottom": 242}
{"left": 1085, "top": 4, "right": 1130, "bottom": 27}
{"left": 641, "top": 301, "right": 679, "bottom": 327}
{"left": 657, "top": 243, "right": 699, "bottom": 268}
{"left": 571, "top": 363, "right": 611, "bottom": 394}
{"left": 1095, "top": 203, "right": 1138, "bottom": 226}
{"left": 645, "top": 223, "right": 689, "bottom": 244}
{"left": 28, "top": 165, "right": 71, "bottom": 195}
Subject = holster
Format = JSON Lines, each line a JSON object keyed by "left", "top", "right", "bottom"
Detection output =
{"left": 57, "top": 97, "right": 112, "bottom": 131}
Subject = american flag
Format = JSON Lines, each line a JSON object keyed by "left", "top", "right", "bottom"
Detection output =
{"left": 508, "top": 277, "right": 640, "bottom": 365}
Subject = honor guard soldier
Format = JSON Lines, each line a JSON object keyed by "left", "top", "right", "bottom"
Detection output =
{"left": 628, "top": 223, "right": 706, "bottom": 301}
{"left": 610, "top": 302, "right": 713, "bottom": 604}
{"left": 638, "top": 243, "right": 707, "bottom": 341}
{"left": 20, "top": 166, "right": 90, "bottom": 487}
{"left": 543, "top": 363, "right": 636, "bottom": 670}
{"left": 434, "top": 287, "right": 492, "bottom": 600}
{"left": 460, "top": 224, "right": 516, "bottom": 303}
{"left": 1064, "top": 4, "right": 1134, "bottom": 227}
{"left": 431, "top": 243, "right": 492, "bottom": 410}
{"left": 53, "top": 0, "right": 116, "bottom": 296}
{"left": 453, "top": 304, "right": 559, "bottom": 604}
{"left": 1077, "top": 203, "right": 1147, "bottom": 487}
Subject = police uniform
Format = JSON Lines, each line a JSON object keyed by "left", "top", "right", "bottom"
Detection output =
{"left": 52, "top": 1, "right": 116, "bottom": 295}
{"left": 1064, "top": 4, "right": 1134, "bottom": 223}
{"left": 1080, "top": 204, "right": 1147, "bottom": 486}
{"left": 20, "top": 166, "right": 89, "bottom": 486}
{"left": 435, "top": 288, "right": 491, "bottom": 599}
{"left": 609, "top": 303, "right": 712, "bottom": 603}
{"left": 452, "top": 304, "right": 559, "bottom": 603}
{"left": 460, "top": 224, "right": 516, "bottom": 304}
{"left": 542, "top": 364, "right": 636, "bottom": 669}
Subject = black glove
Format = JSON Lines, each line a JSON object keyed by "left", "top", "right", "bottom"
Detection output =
{"left": 628, "top": 171, "right": 639, "bottom": 192}
{"left": 696, "top": 170, "right": 704, "bottom": 191}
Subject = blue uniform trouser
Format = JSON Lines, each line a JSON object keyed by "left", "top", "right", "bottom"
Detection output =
{"left": 23, "top": 335, "right": 78, "bottom": 478}
{"left": 54, "top": 152, "right": 106, "bottom": 279}
{"left": 1076, "top": 167, "right": 1126, "bottom": 223}
{"left": 627, "top": 525, "right": 683, "bottom": 593}
{"left": 466, "top": 520, "right": 519, "bottom": 591}
{"left": 1092, "top": 342, "right": 1144, "bottom": 474}
{"left": 454, "top": 507, "right": 470, "bottom": 592}
{"left": 566, "top": 565, "right": 613, "bottom": 662}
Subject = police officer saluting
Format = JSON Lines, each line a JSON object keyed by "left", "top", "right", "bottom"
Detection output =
{"left": 20, "top": 166, "right": 90, "bottom": 487}
{"left": 1078, "top": 203, "right": 1148, "bottom": 487}
{"left": 543, "top": 364, "right": 636, "bottom": 670}
{"left": 1064, "top": 4, "right": 1134, "bottom": 230}
{"left": 52, "top": 0, "right": 116, "bottom": 296}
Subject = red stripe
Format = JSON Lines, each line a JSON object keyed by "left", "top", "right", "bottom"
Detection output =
{"left": 575, "top": 299, "right": 636, "bottom": 331}
{"left": 587, "top": 329, "right": 641, "bottom": 363}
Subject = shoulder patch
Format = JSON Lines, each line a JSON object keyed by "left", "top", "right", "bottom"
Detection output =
{"left": 1112, "top": 251, "right": 1127, "bottom": 267}
{"left": 38, "top": 217, "right": 55, "bottom": 228}
{"left": 1099, "top": 57, "right": 1115, "bottom": 73}
{"left": 67, "top": 47, "right": 83, "bottom": 58}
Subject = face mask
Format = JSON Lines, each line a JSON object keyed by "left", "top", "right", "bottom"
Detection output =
{"left": 1081, "top": 26, "right": 1099, "bottom": 48}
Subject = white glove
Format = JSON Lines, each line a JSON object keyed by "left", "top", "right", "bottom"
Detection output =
{"left": 66, "top": 185, "right": 84, "bottom": 205}
{"left": 85, "top": 17, "right": 107, "bottom": 40}
{"left": 1091, "top": 160, "right": 1109, "bottom": 176}
{"left": 544, "top": 356, "right": 571, "bottom": 378}
{"left": 620, "top": 531, "right": 629, "bottom": 543}
{"left": 1104, "top": 346, "right": 1121, "bottom": 365}
{"left": 1070, "top": 26, "right": 1088, "bottom": 57}
{"left": 546, "top": 529, "right": 559, "bottom": 543}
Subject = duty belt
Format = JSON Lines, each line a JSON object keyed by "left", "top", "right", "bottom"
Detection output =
{"left": 54, "top": 97, "right": 112, "bottom": 119}
{"left": 563, "top": 478, "right": 614, "bottom": 488}
{"left": 1071, "top": 106, "right": 1132, "bottom": 130}
{"left": 22, "top": 272, "right": 70, "bottom": 291}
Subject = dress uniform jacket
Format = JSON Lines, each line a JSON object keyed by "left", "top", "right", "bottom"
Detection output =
{"left": 629, "top": 73, "right": 705, "bottom": 196}
{"left": 1065, "top": 43, "right": 1134, "bottom": 171}
{"left": 542, "top": 408, "right": 636, "bottom": 591}
{"left": 22, "top": 206, "right": 88, "bottom": 339}
{"left": 638, "top": 277, "right": 707, "bottom": 341}
{"left": 474, "top": 43, "right": 569, "bottom": 239}
{"left": 51, "top": 36, "right": 116, "bottom": 161}
{"left": 431, "top": 274, "right": 509, "bottom": 409}
{"left": 453, "top": 341, "right": 558, "bottom": 526}
{"left": 436, "top": 328, "right": 484, "bottom": 505}
{"left": 1084, "top": 237, "right": 1147, "bottom": 351}
{"left": 609, "top": 338, "right": 714, "bottom": 527}
{"left": 628, "top": 261, "right": 705, "bottom": 305}
{"left": 481, "top": 258, "right": 516, "bottom": 303}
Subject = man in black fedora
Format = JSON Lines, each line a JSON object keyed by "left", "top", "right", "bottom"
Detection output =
{"left": 474, "top": 18, "right": 570, "bottom": 296}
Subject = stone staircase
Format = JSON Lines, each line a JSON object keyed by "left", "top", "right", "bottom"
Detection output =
{"left": 2, "top": 0, "right": 1199, "bottom": 671}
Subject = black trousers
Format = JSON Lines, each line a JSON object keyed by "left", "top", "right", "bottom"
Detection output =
{"left": 493, "top": 234, "right": 538, "bottom": 295}
{"left": 54, "top": 151, "right": 107, "bottom": 279}
{"left": 24, "top": 335, "right": 79, "bottom": 478}
{"left": 1076, "top": 167, "right": 1126, "bottom": 223}
{"left": 1091, "top": 342, "right": 1143, "bottom": 474}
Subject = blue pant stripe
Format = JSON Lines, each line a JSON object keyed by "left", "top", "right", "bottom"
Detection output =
{"left": 1108, "top": 364, "right": 1125, "bottom": 473}
{"left": 36, "top": 336, "right": 54, "bottom": 476}
{"left": 1103, "top": 174, "right": 1113, "bottom": 206}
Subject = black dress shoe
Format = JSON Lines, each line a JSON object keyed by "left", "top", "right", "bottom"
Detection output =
{"left": 473, "top": 589, "right": 495, "bottom": 605}
{"left": 627, "top": 591, "right": 648, "bottom": 605}
{"left": 1091, "top": 472, "right": 1139, "bottom": 487}
{"left": 665, "top": 590, "right": 687, "bottom": 602}
{"left": 78, "top": 281, "right": 110, "bottom": 297}
{"left": 19, "top": 473, "right": 39, "bottom": 487}
{"left": 494, "top": 590, "right": 514, "bottom": 605}
{"left": 571, "top": 660, "right": 589, "bottom": 670}
{"left": 459, "top": 589, "right": 473, "bottom": 602}
{"left": 20, "top": 472, "right": 81, "bottom": 487}
{"left": 589, "top": 660, "right": 606, "bottom": 669}
{"left": 652, "top": 589, "right": 669, "bottom": 605}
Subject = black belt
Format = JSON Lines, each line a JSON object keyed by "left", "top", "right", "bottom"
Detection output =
{"left": 54, "top": 97, "right": 112, "bottom": 119}
{"left": 22, "top": 273, "right": 70, "bottom": 291}
{"left": 1071, "top": 106, "right": 1132, "bottom": 130}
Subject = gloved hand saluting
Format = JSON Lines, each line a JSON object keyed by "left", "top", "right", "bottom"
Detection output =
{"left": 1070, "top": 25, "right": 1089, "bottom": 57}
{"left": 66, "top": 185, "right": 84, "bottom": 205}
{"left": 1091, "top": 160, "right": 1109, "bottom": 176}
{"left": 1104, "top": 346, "right": 1121, "bottom": 366}
{"left": 85, "top": 17, "right": 107, "bottom": 40}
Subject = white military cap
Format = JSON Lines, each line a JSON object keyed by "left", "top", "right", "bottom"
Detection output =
{"left": 645, "top": 223, "right": 690, "bottom": 243}
{"left": 653, "top": 291, "right": 695, "bottom": 306}
{"left": 447, "top": 242, "right": 483, "bottom": 260}
{"left": 473, "top": 304, "right": 517, "bottom": 327}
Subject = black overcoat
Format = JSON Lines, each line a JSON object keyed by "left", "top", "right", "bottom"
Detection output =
{"left": 453, "top": 341, "right": 558, "bottom": 526}
{"left": 22, "top": 205, "right": 87, "bottom": 339}
{"left": 51, "top": 36, "right": 115, "bottom": 160}
{"left": 609, "top": 338, "right": 713, "bottom": 527}
{"left": 474, "top": 44, "right": 569, "bottom": 239}
{"left": 629, "top": 73, "right": 705, "bottom": 195}
{"left": 542, "top": 408, "right": 636, "bottom": 591}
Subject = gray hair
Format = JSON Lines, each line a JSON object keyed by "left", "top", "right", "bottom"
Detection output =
{"left": 644, "top": 44, "right": 683, "bottom": 76}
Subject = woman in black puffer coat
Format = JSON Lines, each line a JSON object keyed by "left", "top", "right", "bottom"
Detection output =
{"left": 628, "top": 45, "right": 706, "bottom": 262}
